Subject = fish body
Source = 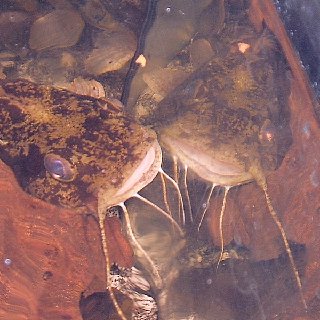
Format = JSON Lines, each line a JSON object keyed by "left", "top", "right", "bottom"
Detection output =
{"left": 0, "top": 79, "right": 161, "bottom": 210}
{"left": 153, "top": 45, "right": 292, "bottom": 186}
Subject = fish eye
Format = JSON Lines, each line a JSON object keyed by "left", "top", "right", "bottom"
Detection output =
{"left": 259, "top": 120, "right": 276, "bottom": 145}
{"left": 44, "top": 154, "right": 76, "bottom": 182}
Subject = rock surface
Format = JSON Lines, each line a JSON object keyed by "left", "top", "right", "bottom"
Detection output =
{"left": 0, "top": 160, "right": 133, "bottom": 319}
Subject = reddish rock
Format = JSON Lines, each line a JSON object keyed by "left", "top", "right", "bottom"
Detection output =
{"left": 0, "top": 161, "right": 133, "bottom": 319}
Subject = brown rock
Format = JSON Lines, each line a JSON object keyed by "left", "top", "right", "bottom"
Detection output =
{"left": 85, "top": 29, "right": 136, "bottom": 76}
{"left": 29, "top": 10, "right": 84, "bottom": 51}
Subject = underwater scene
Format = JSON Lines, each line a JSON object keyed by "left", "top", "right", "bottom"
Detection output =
{"left": 0, "top": 0, "right": 320, "bottom": 319}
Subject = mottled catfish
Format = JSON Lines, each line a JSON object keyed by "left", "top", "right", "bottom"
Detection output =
{"left": 156, "top": 38, "right": 309, "bottom": 312}
{"left": 0, "top": 78, "right": 163, "bottom": 320}
{"left": 126, "top": 24, "right": 308, "bottom": 314}
{"left": 0, "top": 79, "right": 161, "bottom": 209}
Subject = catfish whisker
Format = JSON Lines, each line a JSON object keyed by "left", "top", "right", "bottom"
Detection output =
{"left": 216, "top": 186, "right": 231, "bottom": 270}
{"left": 172, "top": 155, "right": 179, "bottom": 183}
{"left": 196, "top": 184, "right": 216, "bottom": 232}
{"left": 120, "top": 202, "right": 164, "bottom": 290}
{"left": 97, "top": 201, "right": 128, "bottom": 320}
{"left": 160, "top": 170, "right": 172, "bottom": 216}
{"left": 133, "top": 193, "right": 184, "bottom": 237}
{"left": 159, "top": 167, "right": 186, "bottom": 225}
{"left": 262, "top": 184, "right": 307, "bottom": 311}
{"left": 182, "top": 165, "right": 193, "bottom": 223}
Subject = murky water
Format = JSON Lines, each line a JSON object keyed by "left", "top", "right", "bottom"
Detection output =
{"left": 0, "top": 1, "right": 318, "bottom": 320}
{"left": 121, "top": 1, "right": 309, "bottom": 319}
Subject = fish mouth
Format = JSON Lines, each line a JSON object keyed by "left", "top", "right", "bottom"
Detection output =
{"left": 160, "top": 133, "right": 253, "bottom": 187}
{"left": 115, "top": 140, "right": 162, "bottom": 200}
